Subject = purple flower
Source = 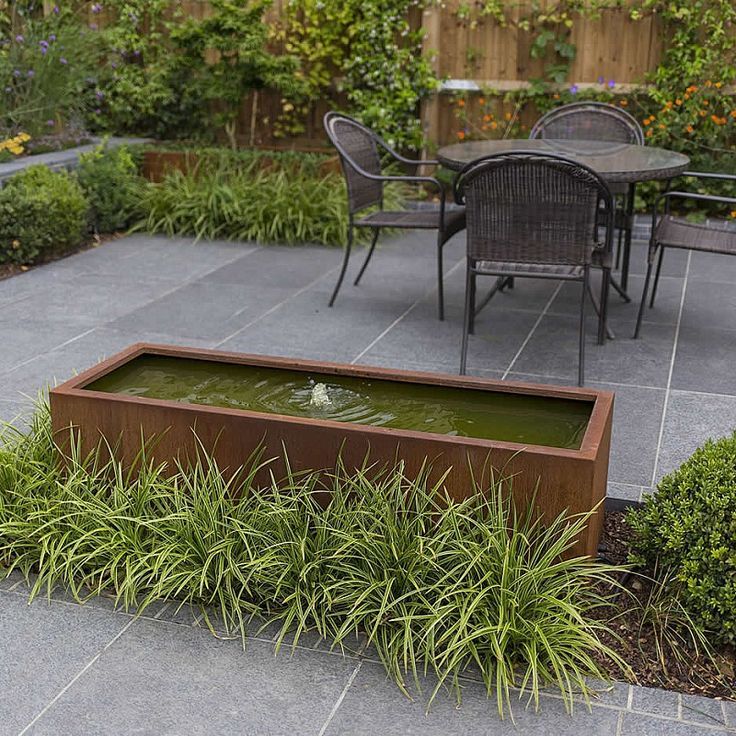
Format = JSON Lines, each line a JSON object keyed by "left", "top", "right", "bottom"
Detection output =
{"left": 597, "top": 75, "right": 604, "bottom": 84}
{"left": 15, "top": 34, "right": 24, "bottom": 43}
{"left": 569, "top": 84, "right": 579, "bottom": 94}
{"left": 94, "top": 107, "right": 101, "bottom": 114}
{"left": 39, "top": 40, "right": 48, "bottom": 48}
{"left": 53, "top": 5, "right": 59, "bottom": 13}
{"left": 133, "top": 49, "right": 141, "bottom": 57}
{"left": 89, "top": 22, "right": 98, "bottom": 30}
{"left": 27, "top": 70, "right": 34, "bottom": 78}
{"left": 12, "top": 69, "right": 21, "bottom": 78}
{"left": 40, "top": 45, "right": 48, "bottom": 56}
{"left": 49, "top": 34, "right": 56, "bottom": 42}
{"left": 91, "top": 2, "right": 103, "bottom": 12}
{"left": 95, "top": 90, "right": 104, "bottom": 100}
{"left": 607, "top": 79, "right": 615, "bottom": 89}
{"left": 46, "top": 119, "right": 55, "bottom": 126}
{"left": 60, "top": 57, "right": 68, "bottom": 65}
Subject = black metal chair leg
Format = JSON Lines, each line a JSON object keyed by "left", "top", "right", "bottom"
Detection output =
{"left": 353, "top": 227, "right": 380, "bottom": 286}
{"left": 468, "top": 271, "right": 477, "bottom": 335}
{"left": 437, "top": 231, "right": 445, "bottom": 321}
{"left": 620, "top": 183, "right": 635, "bottom": 292}
{"left": 460, "top": 265, "right": 473, "bottom": 375}
{"left": 597, "top": 267, "right": 611, "bottom": 345}
{"left": 649, "top": 245, "right": 665, "bottom": 308}
{"left": 615, "top": 217, "right": 624, "bottom": 270}
{"left": 579, "top": 270, "right": 588, "bottom": 386}
{"left": 634, "top": 255, "right": 654, "bottom": 339}
{"left": 328, "top": 226, "right": 353, "bottom": 307}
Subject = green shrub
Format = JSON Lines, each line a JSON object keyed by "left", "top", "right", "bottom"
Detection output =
{"left": 77, "top": 143, "right": 143, "bottom": 233}
{"left": 136, "top": 149, "right": 405, "bottom": 246}
{"left": 0, "top": 404, "right": 625, "bottom": 716}
{"left": 628, "top": 433, "right": 736, "bottom": 644}
{"left": 0, "top": 165, "right": 88, "bottom": 264}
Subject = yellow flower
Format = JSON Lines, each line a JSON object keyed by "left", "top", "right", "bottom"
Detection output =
{"left": 730, "top": 210, "right": 736, "bottom": 219}
{"left": 619, "top": 99, "right": 628, "bottom": 107}
{"left": 715, "top": 81, "right": 723, "bottom": 88}
{"left": 504, "top": 112, "right": 511, "bottom": 121}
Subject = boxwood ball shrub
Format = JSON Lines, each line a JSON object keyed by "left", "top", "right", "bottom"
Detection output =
{"left": 0, "top": 165, "right": 87, "bottom": 265}
{"left": 628, "top": 433, "right": 736, "bottom": 644}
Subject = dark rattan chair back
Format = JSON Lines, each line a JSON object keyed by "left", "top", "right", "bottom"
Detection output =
{"left": 529, "top": 101, "right": 644, "bottom": 144}
{"left": 454, "top": 152, "right": 612, "bottom": 267}
{"left": 324, "top": 112, "right": 383, "bottom": 215}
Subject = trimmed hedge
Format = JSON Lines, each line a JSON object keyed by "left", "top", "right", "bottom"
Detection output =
{"left": 0, "top": 165, "right": 87, "bottom": 265}
{"left": 628, "top": 433, "right": 736, "bottom": 644}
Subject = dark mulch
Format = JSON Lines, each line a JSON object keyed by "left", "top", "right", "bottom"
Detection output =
{"left": 593, "top": 510, "right": 736, "bottom": 700}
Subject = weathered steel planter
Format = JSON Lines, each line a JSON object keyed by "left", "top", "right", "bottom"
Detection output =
{"left": 49, "top": 344, "right": 613, "bottom": 556}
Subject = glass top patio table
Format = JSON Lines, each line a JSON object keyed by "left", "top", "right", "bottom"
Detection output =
{"left": 436, "top": 139, "right": 690, "bottom": 184}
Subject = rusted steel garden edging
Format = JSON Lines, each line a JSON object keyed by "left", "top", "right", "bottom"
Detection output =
{"left": 49, "top": 343, "right": 614, "bottom": 556}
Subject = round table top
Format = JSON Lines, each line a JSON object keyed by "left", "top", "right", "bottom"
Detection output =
{"left": 437, "top": 139, "right": 690, "bottom": 184}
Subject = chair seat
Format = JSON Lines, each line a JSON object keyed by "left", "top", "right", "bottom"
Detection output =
{"left": 355, "top": 207, "right": 466, "bottom": 236}
{"left": 474, "top": 260, "right": 585, "bottom": 279}
{"left": 654, "top": 215, "right": 736, "bottom": 256}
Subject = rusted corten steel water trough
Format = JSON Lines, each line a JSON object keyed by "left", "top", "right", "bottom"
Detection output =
{"left": 49, "top": 343, "right": 614, "bottom": 557}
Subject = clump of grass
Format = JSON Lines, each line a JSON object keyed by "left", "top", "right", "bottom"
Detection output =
{"left": 134, "top": 151, "right": 406, "bottom": 246}
{"left": 0, "top": 403, "right": 626, "bottom": 716}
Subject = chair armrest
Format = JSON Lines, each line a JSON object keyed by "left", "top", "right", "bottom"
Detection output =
{"left": 681, "top": 170, "right": 736, "bottom": 182}
{"left": 373, "top": 136, "right": 439, "bottom": 167}
{"left": 657, "top": 190, "right": 736, "bottom": 206}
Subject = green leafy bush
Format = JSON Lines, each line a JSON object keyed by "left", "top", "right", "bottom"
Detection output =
{"left": 136, "top": 149, "right": 405, "bottom": 245}
{"left": 0, "top": 404, "right": 625, "bottom": 716}
{"left": 77, "top": 143, "right": 143, "bottom": 233}
{"left": 0, "top": 165, "right": 88, "bottom": 264}
{"left": 628, "top": 433, "right": 736, "bottom": 644}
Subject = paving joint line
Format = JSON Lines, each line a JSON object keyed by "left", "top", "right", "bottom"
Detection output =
{"left": 650, "top": 251, "right": 692, "bottom": 488}
{"left": 316, "top": 660, "right": 363, "bottom": 736}
{"left": 214, "top": 264, "right": 342, "bottom": 348}
{"left": 502, "top": 282, "right": 563, "bottom": 380}
{"left": 17, "top": 617, "right": 136, "bottom": 735}
{"left": 350, "top": 257, "right": 466, "bottom": 365}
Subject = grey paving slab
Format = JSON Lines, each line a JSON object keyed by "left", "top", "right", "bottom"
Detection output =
{"left": 363, "top": 298, "right": 542, "bottom": 373}
{"left": 510, "top": 313, "right": 676, "bottom": 387}
{"left": 620, "top": 712, "right": 732, "bottom": 735}
{"left": 688, "top": 249, "right": 736, "bottom": 285}
{"left": 671, "top": 326, "right": 736, "bottom": 395}
{"left": 681, "top": 693, "right": 728, "bottom": 727}
{"left": 631, "top": 685, "right": 680, "bottom": 718}
{"left": 0, "top": 592, "right": 131, "bottom": 736}
{"left": 625, "top": 241, "right": 690, "bottom": 278}
{"left": 681, "top": 280, "right": 736, "bottom": 333}
{"left": 655, "top": 390, "right": 736, "bottom": 484}
{"left": 323, "top": 661, "right": 621, "bottom": 736}
{"left": 108, "top": 280, "right": 297, "bottom": 342}
{"left": 28, "top": 616, "right": 357, "bottom": 736}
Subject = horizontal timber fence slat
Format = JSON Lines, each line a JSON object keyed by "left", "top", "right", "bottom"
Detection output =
{"left": 44, "top": 0, "right": 669, "bottom": 149}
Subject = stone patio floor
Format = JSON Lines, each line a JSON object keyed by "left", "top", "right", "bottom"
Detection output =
{"left": 0, "top": 227, "right": 735, "bottom": 733}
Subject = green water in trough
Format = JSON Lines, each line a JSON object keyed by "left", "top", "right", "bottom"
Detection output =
{"left": 86, "top": 355, "right": 593, "bottom": 449}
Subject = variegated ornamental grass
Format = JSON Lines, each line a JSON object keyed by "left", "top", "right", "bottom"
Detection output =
{"left": 0, "top": 403, "right": 628, "bottom": 717}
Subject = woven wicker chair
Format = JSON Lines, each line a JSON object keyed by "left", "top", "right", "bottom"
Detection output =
{"left": 530, "top": 101, "right": 644, "bottom": 293}
{"left": 324, "top": 112, "right": 466, "bottom": 319}
{"left": 634, "top": 171, "right": 736, "bottom": 338}
{"left": 454, "top": 152, "right": 614, "bottom": 386}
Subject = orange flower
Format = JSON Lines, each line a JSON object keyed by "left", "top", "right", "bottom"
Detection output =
{"left": 711, "top": 114, "right": 720, "bottom": 124}
{"left": 483, "top": 114, "right": 492, "bottom": 122}
{"left": 481, "top": 124, "right": 488, "bottom": 131}
{"left": 703, "top": 99, "right": 709, "bottom": 106}
{"left": 504, "top": 112, "right": 512, "bottom": 121}
{"left": 490, "top": 121, "right": 498, "bottom": 130}
{"left": 457, "top": 130, "right": 465, "bottom": 140}
{"left": 457, "top": 99, "right": 465, "bottom": 107}
{"left": 643, "top": 118, "right": 651, "bottom": 126}
{"left": 478, "top": 97, "right": 485, "bottom": 105}
{"left": 684, "top": 93, "right": 690, "bottom": 100}
{"left": 675, "top": 98, "right": 682, "bottom": 105}
{"left": 646, "top": 129, "right": 653, "bottom": 138}
{"left": 686, "top": 85, "right": 698, "bottom": 93}
{"left": 658, "top": 123, "right": 666, "bottom": 130}
{"left": 706, "top": 80, "right": 713, "bottom": 87}
{"left": 553, "top": 93, "right": 560, "bottom": 100}
{"left": 699, "top": 109, "right": 707, "bottom": 117}
{"left": 730, "top": 110, "right": 736, "bottom": 118}
{"left": 619, "top": 99, "right": 628, "bottom": 106}
{"left": 731, "top": 210, "right": 736, "bottom": 218}
{"left": 686, "top": 125, "right": 694, "bottom": 133}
